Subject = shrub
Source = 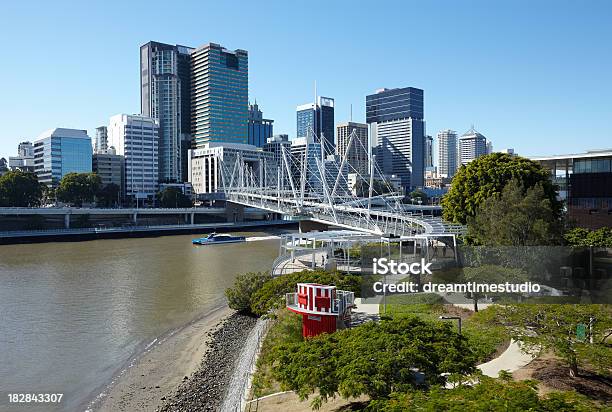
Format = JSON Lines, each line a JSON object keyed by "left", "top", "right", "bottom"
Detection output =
{"left": 224, "top": 271, "right": 272, "bottom": 314}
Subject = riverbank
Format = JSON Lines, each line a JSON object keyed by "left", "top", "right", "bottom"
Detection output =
{"left": 92, "top": 305, "right": 233, "bottom": 412}
{"left": 159, "top": 312, "right": 259, "bottom": 411}
{"left": 0, "top": 220, "right": 296, "bottom": 244}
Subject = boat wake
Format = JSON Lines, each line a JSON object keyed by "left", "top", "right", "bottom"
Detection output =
{"left": 245, "top": 235, "right": 280, "bottom": 242}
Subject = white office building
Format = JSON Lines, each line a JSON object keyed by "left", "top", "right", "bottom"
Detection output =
{"left": 108, "top": 114, "right": 159, "bottom": 202}
{"left": 459, "top": 127, "right": 487, "bottom": 166}
{"left": 188, "top": 143, "right": 276, "bottom": 195}
{"left": 336, "top": 122, "right": 369, "bottom": 175}
{"left": 437, "top": 129, "right": 458, "bottom": 178}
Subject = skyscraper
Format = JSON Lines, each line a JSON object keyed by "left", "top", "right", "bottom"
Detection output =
{"left": 296, "top": 96, "right": 335, "bottom": 155}
{"left": 437, "top": 129, "right": 458, "bottom": 178}
{"left": 424, "top": 135, "right": 434, "bottom": 168}
{"left": 459, "top": 127, "right": 487, "bottom": 165}
{"left": 190, "top": 43, "right": 248, "bottom": 148}
{"left": 140, "top": 41, "right": 194, "bottom": 183}
{"left": 336, "top": 122, "right": 369, "bottom": 175}
{"left": 17, "top": 141, "right": 34, "bottom": 157}
{"left": 247, "top": 102, "right": 274, "bottom": 147}
{"left": 108, "top": 114, "right": 159, "bottom": 203}
{"left": 94, "top": 126, "right": 108, "bottom": 154}
{"left": 33, "top": 128, "right": 92, "bottom": 187}
{"left": 366, "top": 87, "right": 425, "bottom": 189}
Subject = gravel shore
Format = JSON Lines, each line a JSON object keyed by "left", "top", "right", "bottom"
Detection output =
{"left": 92, "top": 306, "right": 233, "bottom": 412}
{"left": 158, "top": 312, "right": 258, "bottom": 412}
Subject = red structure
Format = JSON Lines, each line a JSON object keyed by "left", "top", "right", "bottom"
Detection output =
{"left": 286, "top": 283, "right": 355, "bottom": 337}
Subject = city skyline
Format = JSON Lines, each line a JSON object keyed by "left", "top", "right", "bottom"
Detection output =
{"left": 0, "top": 1, "right": 611, "bottom": 159}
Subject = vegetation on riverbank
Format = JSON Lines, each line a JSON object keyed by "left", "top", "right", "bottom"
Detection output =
{"left": 225, "top": 269, "right": 362, "bottom": 317}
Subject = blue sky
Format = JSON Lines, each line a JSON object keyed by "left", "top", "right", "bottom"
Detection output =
{"left": 1, "top": 0, "right": 610, "bottom": 160}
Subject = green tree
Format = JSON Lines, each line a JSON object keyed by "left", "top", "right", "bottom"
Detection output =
{"left": 467, "top": 178, "right": 563, "bottom": 246}
{"left": 564, "top": 227, "right": 612, "bottom": 247}
{"left": 441, "top": 153, "right": 561, "bottom": 225}
{"left": 96, "top": 183, "right": 121, "bottom": 207}
{"left": 460, "top": 265, "right": 527, "bottom": 311}
{"left": 0, "top": 170, "right": 43, "bottom": 207}
{"left": 497, "top": 304, "right": 612, "bottom": 377}
{"left": 56, "top": 173, "right": 102, "bottom": 206}
{"left": 157, "top": 187, "right": 192, "bottom": 208}
{"left": 367, "top": 376, "right": 599, "bottom": 411}
{"left": 408, "top": 189, "right": 429, "bottom": 205}
{"left": 249, "top": 269, "right": 362, "bottom": 317}
{"left": 225, "top": 272, "right": 272, "bottom": 314}
{"left": 272, "top": 316, "right": 476, "bottom": 407}
{"left": 354, "top": 179, "right": 394, "bottom": 197}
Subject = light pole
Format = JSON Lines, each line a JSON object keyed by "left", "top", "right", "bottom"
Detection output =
{"left": 439, "top": 315, "right": 462, "bottom": 335}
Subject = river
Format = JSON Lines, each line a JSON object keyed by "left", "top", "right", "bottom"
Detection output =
{"left": 0, "top": 231, "right": 282, "bottom": 411}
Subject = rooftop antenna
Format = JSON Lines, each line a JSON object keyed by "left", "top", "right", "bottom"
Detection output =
{"left": 350, "top": 104, "right": 353, "bottom": 122}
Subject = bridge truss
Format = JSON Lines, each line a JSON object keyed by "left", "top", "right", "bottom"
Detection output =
{"left": 219, "top": 129, "right": 464, "bottom": 237}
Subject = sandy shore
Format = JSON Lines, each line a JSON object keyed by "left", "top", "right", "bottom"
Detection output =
{"left": 91, "top": 305, "right": 233, "bottom": 412}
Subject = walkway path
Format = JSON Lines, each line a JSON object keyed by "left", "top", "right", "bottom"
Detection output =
{"left": 477, "top": 339, "right": 535, "bottom": 377}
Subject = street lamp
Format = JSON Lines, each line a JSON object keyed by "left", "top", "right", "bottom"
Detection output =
{"left": 439, "top": 315, "right": 462, "bottom": 335}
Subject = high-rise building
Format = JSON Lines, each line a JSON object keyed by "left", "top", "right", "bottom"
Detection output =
{"left": 93, "top": 147, "right": 124, "bottom": 202}
{"left": 296, "top": 96, "right": 335, "bottom": 155}
{"left": 247, "top": 102, "right": 274, "bottom": 147}
{"left": 140, "top": 41, "right": 194, "bottom": 183}
{"left": 17, "top": 141, "right": 34, "bottom": 157}
{"left": 190, "top": 43, "right": 248, "bottom": 148}
{"left": 459, "top": 127, "right": 487, "bottom": 165}
{"left": 424, "top": 135, "right": 434, "bottom": 168}
{"left": 336, "top": 122, "right": 368, "bottom": 175}
{"left": 437, "top": 129, "right": 458, "bottom": 178}
{"left": 366, "top": 87, "right": 425, "bottom": 190}
{"left": 263, "top": 134, "right": 290, "bottom": 165}
{"left": 290, "top": 136, "right": 324, "bottom": 193}
{"left": 486, "top": 141, "right": 493, "bottom": 155}
{"left": 10, "top": 141, "right": 35, "bottom": 172}
{"left": 33, "top": 128, "right": 92, "bottom": 186}
{"left": 94, "top": 126, "right": 108, "bottom": 154}
{"left": 108, "top": 114, "right": 159, "bottom": 203}
{"left": 188, "top": 143, "right": 275, "bottom": 195}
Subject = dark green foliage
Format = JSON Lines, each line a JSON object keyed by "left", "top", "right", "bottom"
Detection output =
{"left": 0, "top": 170, "right": 43, "bottom": 207}
{"left": 409, "top": 189, "right": 429, "bottom": 204}
{"left": 366, "top": 376, "right": 599, "bottom": 411}
{"left": 565, "top": 227, "right": 612, "bottom": 247}
{"left": 271, "top": 316, "right": 477, "bottom": 406}
{"left": 466, "top": 178, "right": 564, "bottom": 246}
{"left": 249, "top": 269, "right": 362, "bottom": 317}
{"left": 442, "top": 153, "right": 561, "bottom": 225}
{"left": 56, "top": 172, "right": 102, "bottom": 206}
{"left": 225, "top": 272, "right": 272, "bottom": 314}
{"left": 354, "top": 179, "right": 394, "bottom": 197}
{"left": 157, "top": 187, "right": 192, "bottom": 208}
{"left": 96, "top": 183, "right": 121, "bottom": 207}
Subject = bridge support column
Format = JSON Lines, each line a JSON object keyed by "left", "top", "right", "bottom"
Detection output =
{"left": 64, "top": 214, "right": 70, "bottom": 229}
{"left": 190, "top": 213, "right": 195, "bottom": 225}
{"left": 132, "top": 212, "right": 137, "bottom": 225}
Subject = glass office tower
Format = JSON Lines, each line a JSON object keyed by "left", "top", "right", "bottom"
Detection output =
{"left": 190, "top": 43, "right": 248, "bottom": 148}
{"left": 366, "top": 87, "right": 425, "bottom": 189}
{"left": 296, "top": 96, "right": 335, "bottom": 156}
{"left": 248, "top": 102, "right": 274, "bottom": 147}
{"left": 140, "top": 41, "right": 194, "bottom": 183}
{"left": 33, "top": 128, "right": 92, "bottom": 186}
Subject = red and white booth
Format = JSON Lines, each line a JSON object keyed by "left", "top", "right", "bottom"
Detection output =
{"left": 286, "top": 283, "right": 355, "bottom": 337}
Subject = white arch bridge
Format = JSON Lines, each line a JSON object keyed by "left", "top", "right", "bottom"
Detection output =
{"left": 218, "top": 130, "right": 465, "bottom": 238}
